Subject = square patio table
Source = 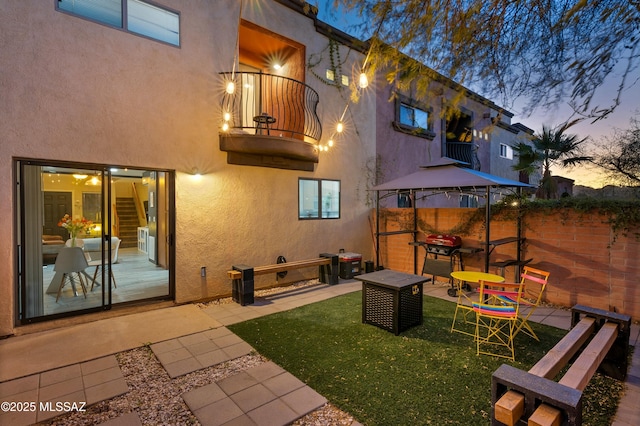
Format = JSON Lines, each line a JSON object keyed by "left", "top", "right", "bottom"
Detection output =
{"left": 355, "top": 269, "right": 430, "bottom": 335}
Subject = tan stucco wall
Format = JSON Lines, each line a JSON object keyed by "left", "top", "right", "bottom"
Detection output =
{"left": 0, "top": 0, "right": 376, "bottom": 335}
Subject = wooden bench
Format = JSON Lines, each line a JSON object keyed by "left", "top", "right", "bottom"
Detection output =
{"left": 491, "top": 304, "right": 631, "bottom": 426}
{"left": 227, "top": 253, "right": 339, "bottom": 305}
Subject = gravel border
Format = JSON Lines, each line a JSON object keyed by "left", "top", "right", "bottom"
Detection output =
{"left": 41, "top": 281, "right": 358, "bottom": 425}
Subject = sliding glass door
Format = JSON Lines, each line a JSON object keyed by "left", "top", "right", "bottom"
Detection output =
{"left": 15, "top": 159, "right": 173, "bottom": 324}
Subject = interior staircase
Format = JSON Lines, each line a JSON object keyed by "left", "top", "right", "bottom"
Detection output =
{"left": 116, "top": 197, "right": 140, "bottom": 248}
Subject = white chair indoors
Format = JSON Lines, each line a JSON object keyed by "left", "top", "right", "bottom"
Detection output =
{"left": 88, "top": 237, "right": 121, "bottom": 291}
{"left": 54, "top": 246, "right": 89, "bottom": 302}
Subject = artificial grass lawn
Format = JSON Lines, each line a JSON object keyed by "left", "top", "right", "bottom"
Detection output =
{"left": 228, "top": 291, "right": 623, "bottom": 425}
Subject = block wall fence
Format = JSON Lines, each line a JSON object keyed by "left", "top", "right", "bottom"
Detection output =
{"left": 372, "top": 208, "right": 640, "bottom": 321}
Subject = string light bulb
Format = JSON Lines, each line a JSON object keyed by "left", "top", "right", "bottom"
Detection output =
{"left": 328, "top": 139, "right": 334, "bottom": 147}
{"left": 359, "top": 72, "right": 368, "bottom": 89}
{"left": 222, "top": 122, "right": 229, "bottom": 132}
{"left": 223, "top": 112, "right": 231, "bottom": 121}
{"left": 336, "top": 122, "right": 344, "bottom": 133}
{"left": 225, "top": 81, "right": 235, "bottom": 94}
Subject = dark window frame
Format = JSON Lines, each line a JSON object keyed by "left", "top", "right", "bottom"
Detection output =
{"left": 392, "top": 94, "right": 435, "bottom": 140}
{"left": 56, "top": 0, "right": 181, "bottom": 47}
{"left": 298, "top": 178, "right": 341, "bottom": 220}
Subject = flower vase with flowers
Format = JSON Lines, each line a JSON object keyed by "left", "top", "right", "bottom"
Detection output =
{"left": 58, "top": 214, "right": 92, "bottom": 247}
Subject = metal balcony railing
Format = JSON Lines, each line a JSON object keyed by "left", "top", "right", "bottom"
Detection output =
{"left": 445, "top": 141, "right": 480, "bottom": 170}
{"left": 219, "top": 71, "right": 322, "bottom": 142}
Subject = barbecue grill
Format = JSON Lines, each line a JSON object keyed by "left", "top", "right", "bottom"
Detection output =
{"left": 424, "top": 234, "right": 462, "bottom": 256}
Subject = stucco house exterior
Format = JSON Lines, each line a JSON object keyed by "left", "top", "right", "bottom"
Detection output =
{"left": 375, "top": 65, "right": 537, "bottom": 208}
{"left": 1, "top": 0, "right": 537, "bottom": 337}
{"left": 0, "top": 0, "right": 377, "bottom": 336}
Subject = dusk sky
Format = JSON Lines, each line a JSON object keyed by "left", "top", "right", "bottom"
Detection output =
{"left": 315, "top": 3, "right": 640, "bottom": 188}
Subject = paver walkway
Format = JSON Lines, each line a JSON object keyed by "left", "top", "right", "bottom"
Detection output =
{"left": 150, "top": 327, "right": 253, "bottom": 378}
{"left": 183, "top": 361, "right": 327, "bottom": 426}
{"left": 0, "top": 355, "right": 128, "bottom": 425}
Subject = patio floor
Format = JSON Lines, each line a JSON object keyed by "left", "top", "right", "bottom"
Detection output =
{"left": 0, "top": 279, "right": 638, "bottom": 425}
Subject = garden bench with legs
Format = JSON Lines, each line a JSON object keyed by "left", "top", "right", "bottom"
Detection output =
{"left": 227, "top": 253, "right": 339, "bottom": 305}
{"left": 491, "top": 304, "right": 631, "bottom": 426}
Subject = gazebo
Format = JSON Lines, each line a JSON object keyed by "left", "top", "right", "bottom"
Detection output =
{"left": 371, "top": 158, "right": 534, "bottom": 274}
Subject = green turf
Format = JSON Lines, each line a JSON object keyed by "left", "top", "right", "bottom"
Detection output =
{"left": 228, "top": 292, "right": 623, "bottom": 425}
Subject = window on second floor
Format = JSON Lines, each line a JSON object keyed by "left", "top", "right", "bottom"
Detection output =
{"left": 392, "top": 95, "right": 435, "bottom": 139}
{"left": 57, "top": 0, "right": 180, "bottom": 46}
{"left": 400, "top": 103, "right": 429, "bottom": 129}
{"left": 500, "top": 143, "right": 513, "bottom": 160}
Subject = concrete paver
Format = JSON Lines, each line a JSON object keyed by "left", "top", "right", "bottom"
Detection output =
{"left": 183, "top": 361, "right": 327, "bottom": 426}
{"left": 150, "top": 327, "right": 254, "bottom": 378}
{"left": 0, "top": 355, "right": 127, "bottom": 425}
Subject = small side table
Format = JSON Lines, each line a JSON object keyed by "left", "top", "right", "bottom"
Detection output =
{"left": 355, "top": 269, "right": 429, "bottom": 335}
{"left": 253, "top": 113, "right": 276, "bottom": 135}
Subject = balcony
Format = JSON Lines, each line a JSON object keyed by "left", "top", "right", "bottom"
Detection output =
{"left": 445, "top": 141, "right": 480, "bottom": 170}
{"left": 219, "top": 71, "right": 322, "bottom": 171}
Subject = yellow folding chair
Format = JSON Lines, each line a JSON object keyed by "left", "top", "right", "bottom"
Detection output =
{"left": 450, "top": 278, "right": 478, "bottom": 336}
{"left": 495, "top": 266, "right": 550, "bottom": 341}
{"left": 473, "top": 280, "right": 524, "bottom": 361}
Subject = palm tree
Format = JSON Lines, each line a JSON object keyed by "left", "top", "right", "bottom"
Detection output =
{"left": 512, "top": 121, "right": 592, "bottom": 199}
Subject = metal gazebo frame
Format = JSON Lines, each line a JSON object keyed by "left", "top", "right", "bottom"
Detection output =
{"left": 371, "top": 158, "right": 534, "bottom": 274}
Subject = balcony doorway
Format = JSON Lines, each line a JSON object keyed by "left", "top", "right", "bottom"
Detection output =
{"left": 15, "top": 159, "right": 174, "bottom": 324}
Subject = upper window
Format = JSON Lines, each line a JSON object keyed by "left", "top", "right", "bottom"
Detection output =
{"left": 299, "top": 179, "right": 340, "bottom": 219}
{"left": 500, "top": 143, "right": 513, "bottom": 160}
{"left": 57, "top": 0, "right": 180, "bottom": 46}
{"left": 392, "top": 95, "right": 435, "bottom": 139}
{"left": 400, "top": 103, "right": 429, "bottom": 129}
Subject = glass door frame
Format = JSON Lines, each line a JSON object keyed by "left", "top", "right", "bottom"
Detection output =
{"left": 14, "top": 158, "right": 175, "bottom": 325}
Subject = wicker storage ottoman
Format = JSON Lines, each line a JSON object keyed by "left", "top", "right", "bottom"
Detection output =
{"left": 356, "top": 270, "right": 428, "bottom": 335}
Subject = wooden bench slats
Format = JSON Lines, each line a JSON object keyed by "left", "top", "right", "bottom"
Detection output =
{"left": 227, "top": 257, "right": 332, "bottom": 280}
{"left": 492, "top": 305, "right": 631, "bottom": 426}
{"left": 558, "top": 321, "right": 618, "bottom": 391}
{"left": 529, "top": 317, "right": 596, "bottom": 379}
{"left": 494, "top": 317, "right": 597, "bottom": 426}
{"left": 254, "top": 258, "right": 331, "bottom": 274}
{"left": 527, "top": 322, "right": 619, "bottom": 426}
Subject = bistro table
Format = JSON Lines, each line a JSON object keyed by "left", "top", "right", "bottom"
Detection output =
{"left": 253, "top": 113, "right": 276, "bottom": 135}
{"left": 355, "top": 269, "right": 430, "bottom": 335}
{"left": 450, "top": 270, "right": 505, "bottom": 298}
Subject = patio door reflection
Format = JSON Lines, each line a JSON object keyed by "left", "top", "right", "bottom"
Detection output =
{"left": 17, "top": 161, "right": 173, "bottom": 323}
{"left": 19, "top": 163, "right": 107, "bottom": 319}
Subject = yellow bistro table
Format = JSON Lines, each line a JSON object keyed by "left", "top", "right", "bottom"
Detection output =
{"left": 450, "top": 271, "right": 506, "bottom": 335}
{"left": 450, "top": 271, "right": 505, "bottom": 286}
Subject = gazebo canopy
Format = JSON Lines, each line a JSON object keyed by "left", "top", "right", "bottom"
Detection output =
{"left": 371, "top": 158, "right": 534, "bottom": 273}
{"left": 372, "top": 157, "right": 532, "bottom": 192}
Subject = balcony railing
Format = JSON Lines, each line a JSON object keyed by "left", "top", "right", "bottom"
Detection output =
{"left": 219, "top": 71, "right": 322, "bottom": 142}
{"left": 445, "top": 141, "right": 480, "bottom": 170}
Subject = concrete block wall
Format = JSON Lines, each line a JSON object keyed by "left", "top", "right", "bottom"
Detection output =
{"left": 374, "top": 208, "right": 640, "bottom": 321}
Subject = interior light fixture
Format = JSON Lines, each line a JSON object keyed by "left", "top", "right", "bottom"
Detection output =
{"left": 273, "top": 63, "right": 282, "bottom": 70}
{"left": 86, "top": 176, "right": 100, "bottom": 186}
{"left": 72, "top": 174, "right": 88, "bottom": 180}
